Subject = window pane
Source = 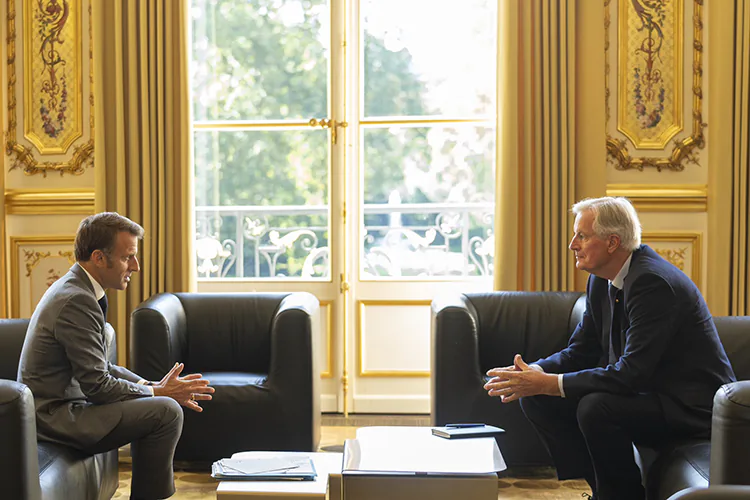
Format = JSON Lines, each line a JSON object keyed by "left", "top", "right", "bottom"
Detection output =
{"left": 361, "top": 125, "right": 495, "bottom": 278}
{"left": 192, "top": 0, "right": 329, "bottom": 121}
{"left": 362, "top": 0, "right": 497, "bottom": 117}
{"left": 194, "top": 130, "right": 329, "bottom": 279}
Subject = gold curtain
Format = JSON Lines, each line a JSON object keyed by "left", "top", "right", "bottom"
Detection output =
{"left": 495, "top": 0, "right": 577, "bottom": 291}
{"left": 708, "top": 0, "right": 750, "bottom": 316}
{"left": 729, "top": 0, "right": 750, "bottom": 314}
{"left": 92, "top": 0, "right": 195, "bottom": 365}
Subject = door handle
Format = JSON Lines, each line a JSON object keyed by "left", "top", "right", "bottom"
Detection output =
{"left": 309, "top": 118, "right": 348, "bottom": 145}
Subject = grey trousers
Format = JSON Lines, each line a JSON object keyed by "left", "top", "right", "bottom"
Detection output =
{"left": 83, "top": 396, "right": 183, "bottom": 500}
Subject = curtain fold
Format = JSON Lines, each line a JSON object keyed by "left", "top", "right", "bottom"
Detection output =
{"left": 495, "top": 0, "right": 576, "bottom": 291}
{"left": 93, "top": 0, "right": 195, "bottom": 365}
{"left": 730, "top": 0, "right": 750, "bottom": 314}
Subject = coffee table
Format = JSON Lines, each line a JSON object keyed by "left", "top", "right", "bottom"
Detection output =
{"left": 341, "top": 426, "right": 505, "bottom": 500}
{"left": 215, "top": 451, "right": 343, "bottom": 500}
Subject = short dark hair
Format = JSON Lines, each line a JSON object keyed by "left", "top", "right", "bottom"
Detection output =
{"left": 74, "top": 212, "right": 144, "bottom": 262}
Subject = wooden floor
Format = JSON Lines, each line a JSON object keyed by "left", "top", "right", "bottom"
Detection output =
{"left": 114, "top": 421, "right": 592, "bottom": 499}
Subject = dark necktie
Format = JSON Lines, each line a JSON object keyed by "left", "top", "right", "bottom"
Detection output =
{"left": 608, "top": 284, "right": 622, "bottom": 364}
{"left": 98, "top": 294, "right": 108, "bottom": 322}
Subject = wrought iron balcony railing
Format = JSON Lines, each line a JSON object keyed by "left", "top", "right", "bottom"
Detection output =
{"left": 195, "top": 202, "right": 493, "bottom": 279}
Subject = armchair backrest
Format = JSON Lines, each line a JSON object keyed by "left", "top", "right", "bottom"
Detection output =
{"left": 0, "top": 319, "right": 31, "bottom": 380}
{"left": 465, "top": 291, "right": 586, "bottom": 372}
{"left": 713, "top": 316, "right": 750, "bottom": 381}
{"left": 175, "top": 292, "right": 290, "bottom": 373}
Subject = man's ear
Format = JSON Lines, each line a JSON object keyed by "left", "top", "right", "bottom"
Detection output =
{"left": 608, "top": 234, "right": 621, "bottom": 253}
{"left": 91, "top": 249, "right": 107, "bottom": 267}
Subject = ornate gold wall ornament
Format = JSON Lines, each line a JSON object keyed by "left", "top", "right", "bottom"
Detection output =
{"left": 654, "top": 246, "right": 687, "bottom": 270}
{"left": 10, "top": 236, "right": 75, "bottom": 317}
{"left": 606, "top": 184, "right": 707, "bottom": 212}
{"left": 606, "top": 0, "right": 705, "bottom": 171}
{"left": 642, "top": 232, "right": 702, "bottom": 290}
{"left": 6, "top": 0, "right": 94, "bottom": 176}
{"left": 4, "top": 188, "right": 95, "bottom": 214}
{"left": 23, "top": 249, "right": 51, "bottom": 276}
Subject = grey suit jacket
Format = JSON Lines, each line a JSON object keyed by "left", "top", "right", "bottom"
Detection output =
{"left": 17, "top": 263, "right": 152, "bottom": 448}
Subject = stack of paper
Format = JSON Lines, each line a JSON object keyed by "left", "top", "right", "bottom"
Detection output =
{"left": 212, "top": 455, "right": 317, "bottom": 481}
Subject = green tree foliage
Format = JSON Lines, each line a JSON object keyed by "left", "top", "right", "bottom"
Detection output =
{"left": 191, "top": 0, "right": 430, "bottom": 208}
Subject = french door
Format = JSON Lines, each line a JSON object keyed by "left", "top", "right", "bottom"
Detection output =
{"left": 191, "top": 0, "right": 497, "bottom": 414}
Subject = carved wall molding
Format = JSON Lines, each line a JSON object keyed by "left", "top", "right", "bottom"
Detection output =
{"left": 606, "top": 0, "right": 705, "bottom": 172}
{"left": 357, "top": 300, "right": 432, "bottom": 378}
{"left": 642, "top": 231, "right": 702, "bottom": 290}
{"left": 606, "top": 184, "right": 707, "bottom": 212}
{"left": 9, "top": 236, "right": 75, "bottom": 317}
{"left": 6, "top": 0, "right": 94, "bottom": 176}
{"left": 4, "top": 188, "right": 95, "bottom": 214}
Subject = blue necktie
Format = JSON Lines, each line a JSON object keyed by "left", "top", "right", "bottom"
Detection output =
{"left": 608, "top": 284, "right": 622, "bottom": 364}
{"left": 98, "top": 294, "right": 108, "bottom": 322}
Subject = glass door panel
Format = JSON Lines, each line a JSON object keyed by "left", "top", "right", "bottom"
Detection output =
{"left": 192, "top": 0, "right": 329, "bottom": 121}
{"left": 349, "top": 0, "right": 497, "bottom": 413}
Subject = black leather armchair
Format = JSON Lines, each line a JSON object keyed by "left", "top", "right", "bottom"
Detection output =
{"left": 431, "top": 292, "right": 750, "bottom": 499}
{"left": 431, "top": 291, "right": 586, "bottom": 466}
{"left": 130, "top": 292, "right": 321, "bottom": 463}
{"left": 0, "top": 319, "right": 119, "bottom": 500}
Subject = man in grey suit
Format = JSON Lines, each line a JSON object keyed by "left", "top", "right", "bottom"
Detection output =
{"left": 18, "top": 212, "right": 215, "bottom": 500}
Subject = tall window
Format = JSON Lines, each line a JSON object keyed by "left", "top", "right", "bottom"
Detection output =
{"left": 190, "top": 0, "right": 496, "bottom": 280}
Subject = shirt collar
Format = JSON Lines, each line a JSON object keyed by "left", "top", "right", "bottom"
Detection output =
{"left": 610, "top": 253, "right": 633, "bottom": 290}
{"left": 80, "top": 265, "right": 106, "bottom": 300}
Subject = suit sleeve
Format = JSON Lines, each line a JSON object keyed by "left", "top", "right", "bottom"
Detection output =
{"left": 107, "top": 362, "right": 144, "bottom": 383}
{"left": 54, "top": 293, "right": 152, "bottom": 403}
{"left": 561, "top": 272, "right": 679, "bottom": 398}
{"left": 535, "top": 275, "right": 603, "bottom": 374}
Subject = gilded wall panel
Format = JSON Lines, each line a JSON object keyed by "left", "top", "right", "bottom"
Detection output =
{"left": 606, "top": 0, "right": 704, "bottom": 172}
{"left": 642, "top": 232, "right": 701, "bottom": 290}
{"left": 9, "top": 236, "right": 75, "bottom": 317}
{"left": 6, "top": 0, "right": 93, "bottom": 176}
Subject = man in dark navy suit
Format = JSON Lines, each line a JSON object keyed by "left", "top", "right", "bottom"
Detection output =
{"left": 483, "top": 197, "right": 735, "bottom": 500}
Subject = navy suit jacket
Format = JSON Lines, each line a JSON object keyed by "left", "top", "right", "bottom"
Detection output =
{"left": 536, "top": 245, "right": 735, "bottom": 433}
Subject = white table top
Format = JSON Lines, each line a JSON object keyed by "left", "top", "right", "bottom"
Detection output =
{"left": 216, "top": 451, "right": 343, "bottom": 498}
{"left": 345, "top": 426, "right": 506, "bottom": 474}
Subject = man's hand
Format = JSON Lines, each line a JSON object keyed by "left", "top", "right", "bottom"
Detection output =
{"left": 152, "top": 362, "right": 215, "bottom": 412}
{"left": 484, "top": 354, "right": 560, "bottom": 403}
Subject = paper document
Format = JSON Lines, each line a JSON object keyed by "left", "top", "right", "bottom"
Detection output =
{"left": 212, "top": 456, "right": 317, "bottom": 481}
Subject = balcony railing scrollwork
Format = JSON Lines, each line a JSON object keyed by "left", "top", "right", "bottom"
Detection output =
{"left": 195, "top": 202, "right": 493, "bottom": 279}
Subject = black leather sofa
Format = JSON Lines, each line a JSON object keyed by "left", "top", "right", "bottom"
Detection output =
{"left": 0, "top": 318, "right": 119, "bottom": 500}
{"left": 130, "top": 292, "right": 321, "bottom": 464}
{"left": 431, "top": 291, "right": 750, "bottom": 500}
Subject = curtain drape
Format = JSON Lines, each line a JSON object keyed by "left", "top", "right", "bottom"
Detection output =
{"left": 93, "top": 0, "right": 195, "bottom": 365}
{"left": 495, "top": 0, "right": 577, "bottom": 291}
{"left": 729, "top": 0, "right": 750, "bottom": 314}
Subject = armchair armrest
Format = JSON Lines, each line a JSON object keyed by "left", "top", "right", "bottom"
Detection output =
{"left": 430, "top": 293, "right": 483, "bottom": 425}
{"left": 130, "top": 293, "right": 188, "bottom": 382}
{"left": 269, "top": 292, "right": 320, "bottom": 450}
{"left": 710, "top": 381, "right": 750, "bottom": 486}
{"left": 0, "top": 380, "right": 42, "bottom": 500}
{"left": 667, "top": 486, "right": 750, "bottom": 500}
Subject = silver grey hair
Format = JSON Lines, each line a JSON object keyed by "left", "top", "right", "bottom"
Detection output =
{"left": 572, "top": 197, "right": 642, "bottom": 251}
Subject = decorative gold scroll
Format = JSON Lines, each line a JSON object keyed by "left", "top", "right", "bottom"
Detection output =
{"left": 606, "top": 0, "right": 704, "bottom": 172}
{"left": 10, "top": 236, "right": 75, "bottom": 317}
{"left": 6, "top": 0, "right": 93, "bottom": 176}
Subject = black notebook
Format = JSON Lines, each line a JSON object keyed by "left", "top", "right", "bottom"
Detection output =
{"left": 431, "top": 424, "right": 505, "bottom": 439}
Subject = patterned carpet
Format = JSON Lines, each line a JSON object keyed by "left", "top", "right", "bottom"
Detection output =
{"left": 114, "top": 419, "right": 592, "bottom": 499}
